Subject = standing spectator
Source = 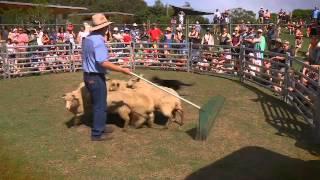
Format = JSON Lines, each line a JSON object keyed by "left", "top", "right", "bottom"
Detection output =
{"left": 294, "top": 26, "right": 303, "bottom": 56}
{"left": 258, "top": 7, "right": 264, "bottom": 24}
{"left": 77, "top": 26, "right": 89, "bottom": 48}
{"left": 266, "top": 24, "right": 275, "bottom": 50}
{"left": 270, "top": 40, "right": 294, "bottom": 92}
{"left": 213, "top": 9, "right": 221, "bottom": 34}
{"left": 123, "top": 28, "right": 132, "bottom": 46}
{"left": 312, "top": 7, "right": 319, "bottom": 22}
{"left": 245, "top": 29, "right": 266, "bottom": 71}
{"left": 164, "top": 27, "right": 174, "bottom": 55}
{"left": 264, "top": 9, "right": 271, "bottom": 24}
{"left": 27, "top": 28, "right": 38, "bottom": 52}
{"left": 15, "top": 28, "right": 29, "bottom": 58}
{"left": 104, "top": 28, "right": 112, "bottom": 43}
{"left": 131, "top": 23, "right": 140, "bottom": 43}
{"left": 140, "top": 24, "right": 149, "bottom": 43}
{"left": 36, "top": 27, "right": 44, "bottom": 46}
{"left": 195, "top": 21, "right": 201, "bottom": 33}
{"left": 57, "top": 27, "right": 65, "bottom": 43}
{"left": 175, "top": 27, "right": 184, "bottom": 43}
{"left": 277, "top": 9, "right": 284, "bottom": 24}
{"left": 148, "top": 23, "right": 163, "bottom": 47}
{"left": 219, "top": 27, "right": 231, "bottom": 46}
{"left": 8, "top": 28, "right": 18, "bottom": 42}
{"left": 112, "top": 27, "right": 123, "bottom": 43}
{"left": 1, "top": 26, "right": 9, "bottom": 41}
{"left": 239, "top": 20, "right": 247, "bottom": 34}
{"left": 306, "top": 36, "right": 319, "bottom": 63}
{"left": 201, "top": 28, "right": 214, "bottom": 46}
{"left": 188, "top": 26, "right": 200, "bottom": 44}
{"left": 231, "top": 27, "right": 241, "bottom": 53}
{"left": 65, "top": 24, "right": 76, "bottom": 52}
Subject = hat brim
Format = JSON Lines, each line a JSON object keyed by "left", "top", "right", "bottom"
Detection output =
{"left": 90, "top": 21, "right": 113, "bottom": 32}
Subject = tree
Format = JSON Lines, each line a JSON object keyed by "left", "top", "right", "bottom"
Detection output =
{"left": 228, "top": 8, "right": 257, "bottom": 24}
{"left": 292, "top": 9, "right": 312, "bottom": 22}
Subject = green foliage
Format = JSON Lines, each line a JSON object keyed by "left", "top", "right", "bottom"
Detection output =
{"left": 292, "top": 9, "right": 312, "bottom": 22}
{"left": 229, "top": 8, "right": 257, "bottom": 24}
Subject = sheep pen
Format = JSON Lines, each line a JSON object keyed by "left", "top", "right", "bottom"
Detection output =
{"left": 0, "top": 69, "right": 319, "bottom": 179}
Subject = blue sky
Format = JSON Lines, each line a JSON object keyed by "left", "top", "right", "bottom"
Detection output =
{"left": 145, "top": 0, "right": 317, "bottom": 13}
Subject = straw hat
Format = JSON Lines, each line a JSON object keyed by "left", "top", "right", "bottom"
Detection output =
{"left": 257, "top": 29, "right": 263, "bottom": 33}
{"left": 90, "top": 13, "right": 113, "bottom": 32}
{"left": 133, "top": 23, "right": 138, "bottom": 27}
{"left": 176, "top": 27, "right": 182, "bottom": 31}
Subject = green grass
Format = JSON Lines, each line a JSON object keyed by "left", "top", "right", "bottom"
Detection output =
{"left": 0, "top": 70, "right": 319, "bottom": 179}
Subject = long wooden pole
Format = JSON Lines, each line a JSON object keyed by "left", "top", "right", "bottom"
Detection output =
{"left": 130, "top": 72, "right": 201, "bottom": 110}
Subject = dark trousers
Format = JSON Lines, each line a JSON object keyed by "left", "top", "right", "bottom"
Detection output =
{"left": 83, "top": 73, "right": 107, "bottom": 137}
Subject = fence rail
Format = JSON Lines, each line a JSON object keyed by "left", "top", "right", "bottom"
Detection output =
{"left": 0, "top": 42, "right": 319, "bottom": 142}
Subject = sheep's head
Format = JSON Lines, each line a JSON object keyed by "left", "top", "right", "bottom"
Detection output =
{"left": 108, "top": 79, "right": 123, "bottom": 91}
{"left": 62, "top": 92, "right": 80, "bottom": 113}
{"left": 127, "top": 74, "right": 143, "bottom": 88}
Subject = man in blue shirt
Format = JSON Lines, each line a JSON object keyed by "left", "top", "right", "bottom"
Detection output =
{"left": 82, "top": 13, "right": 131, "bottom": 141}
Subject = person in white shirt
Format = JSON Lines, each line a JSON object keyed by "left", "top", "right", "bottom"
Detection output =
{"left": 178, "top": 11, "right": 185, "bottom": 25}
{"left": 77, "top": 26, "right": 89, "bottom": 48}
{"left": 36, "top": 28, "right": 43, "bottom": 46}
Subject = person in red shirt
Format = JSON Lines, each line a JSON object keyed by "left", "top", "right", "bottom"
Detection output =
{"left": 122, "top": 28, "right": 132, "bottom": 46}
{"left": 148, "top": 23, "right": 163, "bottom": 44}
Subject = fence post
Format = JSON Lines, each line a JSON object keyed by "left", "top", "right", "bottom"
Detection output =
{"left": 131, "top": 42, "right": 135, "bottom": 72}
{"left": 187, "top": 42, "right": 192, "bottom": 73}
{"left": 3, "top": 42, "right": 10, "bottom": 79}
{"left": 283, "top": 55, "right": 290, "bottom": 103}
{"left": 69, "top": 43, "right": 74, "bottom": 72}
{"left": 239, "top": 45, "right": 245, "bottom": 83}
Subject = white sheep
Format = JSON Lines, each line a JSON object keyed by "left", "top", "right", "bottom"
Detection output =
{"left": 63, "top": 81, "right": 155, "bottom": 130}
{"left": 107, "top": 89, "right": 155, "bottom": 130}
{"left": 63, "top": 82, "right": 91, "bottom": 126}
{"left": 127, "top": 76, "right": 184, "bottom": 128}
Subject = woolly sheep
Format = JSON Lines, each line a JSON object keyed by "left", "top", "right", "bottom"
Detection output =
{"left": 127, "top": 76, "right": 184, "bottom": 128}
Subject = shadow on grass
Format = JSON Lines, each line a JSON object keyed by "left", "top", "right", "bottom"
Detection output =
{"left": 65, "top": 111, "right": 170, "bottom": 130}
{"left": 186, "top": 146, "right": 320, "bottom": 180}
{"left": 235, "top": 81, "right": 320, "bottom": 156}
{"left": 194, "top": 72, "right": 320, "bottom": 155}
